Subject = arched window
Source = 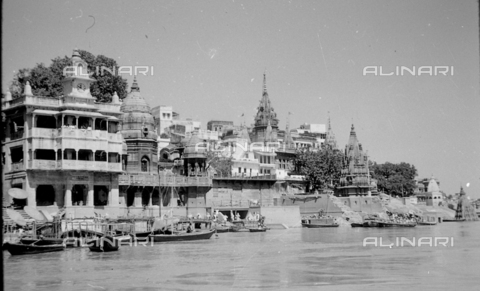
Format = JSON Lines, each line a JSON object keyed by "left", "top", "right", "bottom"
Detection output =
{"left": 141, "top": 156, "right": 150, "bottom": 172}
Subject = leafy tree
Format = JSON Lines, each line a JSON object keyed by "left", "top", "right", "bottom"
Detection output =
{"left": 204, "top": 144, "right": 233, "bottom": 177}
{"left": 370, "top": 162, "right": 418, "bottom": 197}
{"left": 9, "top": 50, "right": 128, "bottom": 102}
{"left": 293, "top": 147, "right": 344, "bottom": 192}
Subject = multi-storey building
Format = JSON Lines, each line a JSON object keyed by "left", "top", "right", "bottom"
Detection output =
{"left": 2, "top": 50, "right": 126, "bottom": 218}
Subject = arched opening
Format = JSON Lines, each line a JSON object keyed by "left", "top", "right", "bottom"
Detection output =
{"left": 95, "top": 118, "right": 107, "bottom": 131}
{"left": 142, "top": 187, "right": 153, "bottom": 206}
{"left": 36, "top": 185, "right": 55, "bottom": 206}
{"left": 94, "top": 185, "right": 109, "bottom": 206}
{"left": 78, "top": 150, "right": 93, "bottom": 161}
{"left": 141, "top": 156, "right": 150, "bottom": 172}
{"left": 152, "top": 187, "right": 160, "bottom": 206}
{"left": 64, "top": 115, "right": 77, "bottom": 127}
{"left": 95, "top": 150, "right": 107, "bottom": 162}
{"left": 72, "top": 185, "right": 87, "bottom": 206}
{"left": 36, "top": 115, "right": 56, "bottom": 129}
{"left": 78, "top": 116, "right": 93, "bottom": 129}
{"left": 108, "top": 121, "right": 118, "bottom": 133}
{"left": 126, "top": 187, "right": 136, "bottom": 207}
{"left": 64, "top": 149, "right": 76, "bottom": 160}
{"left": 108, "top": 153, "right": 120, "bottom": 163}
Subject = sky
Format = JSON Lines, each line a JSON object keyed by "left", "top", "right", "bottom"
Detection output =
{"left": 2, "top": 0, "right": 479, "bottom": 198}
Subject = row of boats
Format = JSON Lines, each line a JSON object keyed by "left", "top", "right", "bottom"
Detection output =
{"left": 3, "top": 219, "right": 268, "bottom": 256}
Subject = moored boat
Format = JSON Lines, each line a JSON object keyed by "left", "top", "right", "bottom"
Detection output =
{"left": 443, "top": 218, "right": 466, "bottom": 222}
{"left": 20, "top": 237, "right": 65, "bottom": 245}
{"left": 377, "top": 221, "right": 416, "bottom": 227}
{"left": 302, "top": 223, "right": 339, "bottom": 228}
{"left": 302, "top": 217, "right": 339, "bottom": 228}
{"left": 249, "top": 227, "right": 267, "bottom": 232}
{"left": 149, "top": 229, "right": 215, "bottom": 242}
{"left": 214, "top": 226, "right": 232, "bottom": 233}
{"left": 4, "top": 241, "right": 65, "bottom": 255}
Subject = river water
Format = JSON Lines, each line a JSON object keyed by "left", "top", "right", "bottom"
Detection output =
{"left": 4, "top": 222, "right": 480, "bottom": 291}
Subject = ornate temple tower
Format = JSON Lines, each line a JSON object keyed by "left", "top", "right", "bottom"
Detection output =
{"left": 324, "top": 117, "right": 338, "bottom": 150}
{"left": 336, "top": 124, "right": 376, "bottom": 196}
{"left": 252, "top": 73, "right": 279, "bottom": 143}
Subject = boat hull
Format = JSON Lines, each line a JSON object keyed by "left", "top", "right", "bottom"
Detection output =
{"left": 87, "top": 236, "right": 121, "bottom": 252}
{"left": 4, "top": 242, "right": 65, "bottom": 255}
{"left": 443, "top": 219, "right": 466, "bottom": 222}
{"left": 302, "top": 223, "right": 339, "bottom": 228}
{"left": 20, "top": 238, "right": 65, "bottom": 245}
{"left": 377, "top": 222, "right": 416, "bottom": 227}
{"left": 149, "top": 229, "right": 215, "bottom": 242}
{"left": 249, "top": 228, "right": 267, "bottom": 232}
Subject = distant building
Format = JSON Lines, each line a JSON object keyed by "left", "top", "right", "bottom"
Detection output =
{"left": 414, "top": 176, "right": 443, "bottom": 206}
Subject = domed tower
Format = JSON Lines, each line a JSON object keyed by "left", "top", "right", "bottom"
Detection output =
{"left": 120, "top": 76, "right": 158, "bottom": 173}
{"left": 252, "top": 72, "right": 279, "bottom": 143}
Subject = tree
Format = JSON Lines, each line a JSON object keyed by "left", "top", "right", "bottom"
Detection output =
{"left": 204, "top": 146, "right": 233, "bottom": 177}
{"left": 370, "top": 162, "right": 418, "bottom": 197}
{"left": 9, "top": 50, "right": 128, "bottom": 102}
{"left": 293, "top": 147, "right": 344, "bottom": 192}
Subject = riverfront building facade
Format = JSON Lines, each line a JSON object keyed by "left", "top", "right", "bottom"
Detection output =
{"left": 2, "top": 50, "right": 126, "bottom": 218}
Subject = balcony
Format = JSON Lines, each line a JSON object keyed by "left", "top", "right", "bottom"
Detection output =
{"left": 159, "top": 175, "right": 212, "bottom": 187}
{"left": 28, "top": 160, "right": 57, "bottom": 170}
{"left": 27, "top": 159, "right": 123, "bottom": 172}
{"left": 10, "top": 162, "right": 25, "bottom": 172}
{"left": 118, "top": 173, "right": 159, "bottom": 186}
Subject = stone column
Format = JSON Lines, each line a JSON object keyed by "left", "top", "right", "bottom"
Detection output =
{"left": 148, "top": 189, "right": 153, "bottom": 206}
{"left": 25, "top": 179, "right": 36, "bottom": 207}
{"left": 109, "top": 176, "right": 119, "bottom": 206}
{"left": 65, "top": 188, "right": 72, "bottom": 207}
{"left": 134, "top": 187, "right": 143, "bottom": 207}
{"left": 87, "top": 186, "right": 94, "bottom": 207}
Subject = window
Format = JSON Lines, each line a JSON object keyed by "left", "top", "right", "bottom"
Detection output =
{"left": 238, "top": 167, "right": 241, "bottom": 173}
{"left": 141, "top": 156, "right": 150, "bottom": 172}
{"left": 11, "top": 147, "right": 23, "bottom": 163}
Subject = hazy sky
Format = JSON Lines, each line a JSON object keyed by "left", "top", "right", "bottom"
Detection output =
{"left": 2, "top": 0, "right": 479, "bottom": 197}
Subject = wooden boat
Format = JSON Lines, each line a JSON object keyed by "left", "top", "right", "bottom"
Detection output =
{"left": 87, "top": 236, "right": 120, "bottom": 252}
{"left": 377, "top": 221, "right": 416, "bottom": 227}
{"left": 214, "top": 226, "right": 232, "bottom": 233}
{"left": 303, "top": 217, "right": 339, "bottom": 228}
{"left": 351, "top": 220, "right": 380, "bottom": 227}
{"left": 20, "top": 237, "right": 65, "bottom": 245}
{"left": 4, "top": 241, "right": 65, "bottom": 255}
{"left": 443, "top": 218, "right": 466, "bottom": 222}
{"left": 417, "top": 221, "right": 437, "bottom": 226}
{"left": 302, "top": 223, "right": 339, "bottom": 228}
{"left": 149, "top": 229, "right": 215, "bottom": 242}
{"left": 249, "top": 227, "right": 267, "bottom": 232}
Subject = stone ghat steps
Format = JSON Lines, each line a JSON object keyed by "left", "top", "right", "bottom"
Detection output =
{"left": 2, "top": 208, "right": 34, "bottom": 225}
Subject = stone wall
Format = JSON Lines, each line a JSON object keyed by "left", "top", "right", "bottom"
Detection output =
{"left": 261, "top": 206, "right": 301, "bottom": 228}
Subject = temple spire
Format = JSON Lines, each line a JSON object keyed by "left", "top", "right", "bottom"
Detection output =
{"left": 263, "top": 70, "right": 267, "bottom": 94}
{"left": 131, "top": 75, "right": 140, "bottom": 92}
